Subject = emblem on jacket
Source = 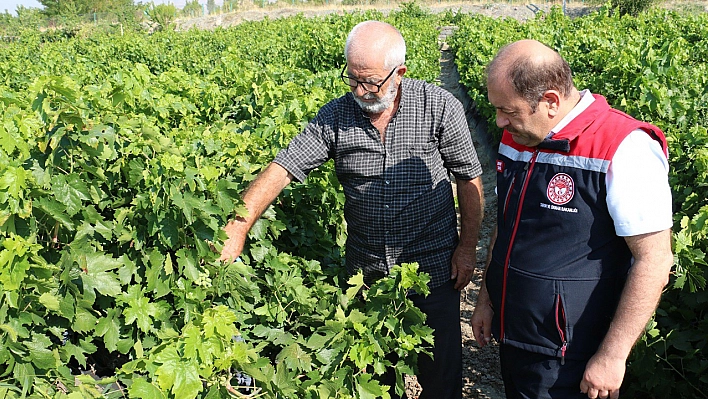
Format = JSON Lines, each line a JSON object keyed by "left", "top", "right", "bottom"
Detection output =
{"left": 547, "top": 173, "right": 575, "bottom": 205}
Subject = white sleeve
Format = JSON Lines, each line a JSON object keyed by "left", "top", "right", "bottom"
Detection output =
{"left": 606, "top": 130, "right": 672, "bottom": 237}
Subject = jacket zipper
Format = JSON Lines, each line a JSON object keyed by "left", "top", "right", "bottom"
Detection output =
{"left": 502, "top": 177, "right": 516, "bottom": 223}
{"left": 555, "top": 294, "right": 568, "bottom": 365}
{"left": 499, "top": 149, "right": 539, "bottom": 342}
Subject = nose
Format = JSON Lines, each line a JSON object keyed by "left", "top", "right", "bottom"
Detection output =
{"left": 495, "top": 110, "right": 509, "bottom": 128}
{"left": 353, "top": 84, "right": 369, "bottom": 96}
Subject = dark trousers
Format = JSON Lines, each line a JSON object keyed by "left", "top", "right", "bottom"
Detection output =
{"left": 383, "top": 279, "right": 462, "bottom": 399}
{"left": 500, "top": 344, "right": 609, "bottom": 399}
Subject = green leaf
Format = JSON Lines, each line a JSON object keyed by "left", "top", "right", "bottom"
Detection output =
{"left": 164, "top": 253, "right": 173, "bottom": 275}
{"left": 124, "top": 294, "right": 160, "bottom": 333}
{"left": 0, "top": 253, "right": 30, "bottom": 291}
{"left": 95, "top": 309, "right": 121, "bottom": 352}
{"left": 62, "top": 342, "right": 88, "bottom": 367}
{"left": 80, "top": 251, "right": 123, "bottom": 297}
{"left": 118, "top": 256, "right": 139, "bottom": 285}
{"left": 12, "top": 362, "right": 34, "bottom": 392}
{"left": 0, "top": 323, "right": 18, "bottom": 342}
{"left": 0, "top": 165, "right": 28, "bottom": 199}
{"left": 52, "top": 174, "right": 90, "bottom": 217}
{"left": 34, "top": 197, "right": 74, "bottom": 230}
{"left": 38, "top": 293, "right": 61, "bottom": 312}
{"left": 249, "top": 219, "right": 268, "bottom": 240}
{"left": 73, "top": 308, "right": 98, "bottom": 333}
{"left": 154, "top": 346, "right": 202, "bottom": 399}
{"left": 356, "top": 373, "right": 388, "bottom": 399}
{"left": 249, "top": 243, "right": 271, "bottom": 263}
{"left": 202, "top": 306, "right": 237, "bottom": 339}
{"left": 129, "top": 378, "right": 166, "bottom": 399}
{"left": 159, "top": 216, "right": 180, "bottom": 249}
{"left": 346, "top": 273, "right": 365, "bottom": 300}
{"left": 277, "top": 343, "right": 313, "bottom": 373}
{"left": 26, "top": 334, "right": 58, "bottom": 370}
{"left": 176, "top": 249, "right": 200, "bottom": 281}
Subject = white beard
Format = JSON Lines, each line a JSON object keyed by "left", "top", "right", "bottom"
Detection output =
{"left": 354, "top": 79, "right": 399, "bottom": 114}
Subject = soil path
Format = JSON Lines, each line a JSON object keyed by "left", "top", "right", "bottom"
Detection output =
{"left": 402, "top": 21, "right": 506, "bottom": 399}
{"left": 435, "top": 25, "right": 505, "bottom": 399}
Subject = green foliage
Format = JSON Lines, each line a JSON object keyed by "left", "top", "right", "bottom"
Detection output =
{"left": 0, "top": 12, "right": 443, "bottom": 398}
{"left": 610, "top": 0, "right": 658, "bottom": 16}
{"left": 585, "top": 0, "right": 659, "bottom": 16}
{"left": 182, "top": 0, "right": 202, "bottom": 18}
{"left": 449, "top": 6, "right": 708, "bottom": 397}
{"left": 0, "top": 7, "right": 44, "bottom": 35}
{"left": 145, "top": 3, "right": 177, "bottom": 31}
{"left": 39, "top": 0, "right": 136, "bottom": 17}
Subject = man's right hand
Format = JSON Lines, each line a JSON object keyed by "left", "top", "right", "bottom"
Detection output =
{"left": 219, "top": 219, "right": 247, "bottom": 262}
{"left": 471, "top": 286, "right": 494, "bottom": 348}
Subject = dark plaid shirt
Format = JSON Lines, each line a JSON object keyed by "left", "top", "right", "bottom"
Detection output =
{"left": 274, "top": 78, "right": 482, "bottom": 288}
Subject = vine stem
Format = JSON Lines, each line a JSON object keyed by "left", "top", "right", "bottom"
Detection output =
{"left": 655, "top": 340, "right": 708, "bottom": 399}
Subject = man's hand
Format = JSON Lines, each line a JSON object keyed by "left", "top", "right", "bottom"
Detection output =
{"left": 219, "top": 219, "right": 247, "bottom": 263}
{"left": 218, "top": 163, "right": 295, "bottom": 263}
{"left": 454, "top": 176, "right": 484, "bottom": 291}
{"left": 451, "top": 244, "right": 477, "bottom": 290}
{"left": 580, "top": 352, "right": 625, "bottom": 399}
{"left": 471, "top": 286, "right": 493, "bottom": 348}
{"left": 579, "top": 229, "right": 673, "bottom": 399}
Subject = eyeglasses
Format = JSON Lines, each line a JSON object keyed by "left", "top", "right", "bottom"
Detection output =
{"left": 340, "top": 63, "right": 400, "bottom": 93}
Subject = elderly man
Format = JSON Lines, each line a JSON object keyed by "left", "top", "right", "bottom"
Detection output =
{"left": 221, "top": 21, "right": 484, "bottom": 399}
{"left": 472, "top": 39, "right": 673, "bottom": 399}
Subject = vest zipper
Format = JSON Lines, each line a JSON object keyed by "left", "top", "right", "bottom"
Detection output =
{"left": 502, "top": 177, "right": 516, "bottom": 223}
{"left": 499, "top": 149, "right": 539, "bottom": 342}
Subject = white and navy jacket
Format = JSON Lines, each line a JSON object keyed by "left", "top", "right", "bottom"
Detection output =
{"left": 486, "top": 95, "right": 668, "bottom": 361}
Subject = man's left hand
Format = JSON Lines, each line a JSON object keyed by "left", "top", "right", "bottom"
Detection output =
{"left": 580, "top": 352, "right": 625, "bottom": 399}
{"left": 451, "top": 244, "right": 477, "bottom": 290}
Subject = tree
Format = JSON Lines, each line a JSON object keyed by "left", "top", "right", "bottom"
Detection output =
{"left": 38, "top": 0, "right": 135, "bottom": 17}
{"left": 182, "top": 0, "right": 201, "bottom": 17}
{"left": 207, "top": 0, "right": 215, "bottom": 14}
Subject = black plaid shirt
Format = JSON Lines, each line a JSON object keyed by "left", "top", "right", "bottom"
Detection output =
{"left": 274, "top": 78, "right": 483, "bottom": 288}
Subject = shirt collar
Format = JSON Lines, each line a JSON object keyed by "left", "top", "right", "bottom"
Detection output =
{"left": 548, "top": 89, "right": 594, "bottom": 137}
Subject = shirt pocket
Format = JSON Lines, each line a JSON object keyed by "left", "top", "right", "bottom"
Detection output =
{"left": 335, "top": 152, "right": 384, "bottom": 178}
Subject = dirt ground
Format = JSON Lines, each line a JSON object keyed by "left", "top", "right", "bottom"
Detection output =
{"left": 415, "top": 23, "right": 507, "bottom": 399}
{"left": 174, "top": 3, "right": 594, "bottom": 397}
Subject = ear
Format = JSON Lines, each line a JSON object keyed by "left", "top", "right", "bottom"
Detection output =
{"left": 397, "top": 65, "right": 407, "bottom": 77}
{"left": 542, "top": 90, "right": 561, "bottom": 116}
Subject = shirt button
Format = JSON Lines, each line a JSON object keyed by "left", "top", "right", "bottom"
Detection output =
{"left": 385, "top": 180, "right": 390, "bottom": 185}
{"left": 384, "top": 204, "right": 389, "bottom": 209}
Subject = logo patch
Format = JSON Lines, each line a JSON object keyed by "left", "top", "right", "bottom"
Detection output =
{"left": 496, "top": 160, "right": 504, "bottom": 173}
{"left": 547, "top": 173, "right": 575, "bottom": 205}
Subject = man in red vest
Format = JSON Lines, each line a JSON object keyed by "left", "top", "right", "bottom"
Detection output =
{"left": 472, "top": 39, "right": 673, "bottom": 399}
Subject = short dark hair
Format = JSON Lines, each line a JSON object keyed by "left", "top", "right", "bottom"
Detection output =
{"left": 487, "top": 44, "right": 574, "bottom": 112}
{"left": 508, "top": 55, "right": 574, "bottom": 112}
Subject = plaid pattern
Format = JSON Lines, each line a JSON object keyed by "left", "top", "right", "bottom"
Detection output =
{"left": 274, "top": 78, "right": 483, "bottom": 288}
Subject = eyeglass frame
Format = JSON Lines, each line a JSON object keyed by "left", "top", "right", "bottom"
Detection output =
{"left": 340, "top": 63, "right": 402, "bottom": 93}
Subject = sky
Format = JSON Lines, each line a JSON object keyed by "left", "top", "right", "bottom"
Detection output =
{"left": 3, "top": 0, "right": 223, "bottom": 14}
{"left": 3, "top": 0, "right": 43, "bottom": 14}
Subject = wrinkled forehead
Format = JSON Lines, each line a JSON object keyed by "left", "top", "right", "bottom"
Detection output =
{"left": 346, "top": 54, "right": 387, "bottom": 75}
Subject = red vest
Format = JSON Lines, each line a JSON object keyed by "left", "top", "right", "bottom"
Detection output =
{"left": 487, "top": 94, "right": 667, "bottom": 360}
